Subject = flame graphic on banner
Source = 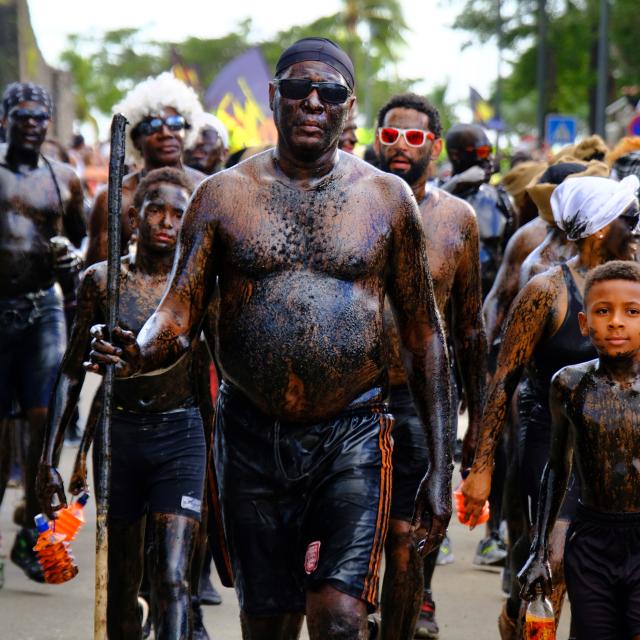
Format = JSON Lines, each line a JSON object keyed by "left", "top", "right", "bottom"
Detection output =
{"left": 204, "top": 48, "right": 277, "bottom": 151}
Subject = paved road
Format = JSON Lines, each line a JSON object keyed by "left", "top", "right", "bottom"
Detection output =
{"left": 0, "top": 376, "right": 570, "bottom": 638}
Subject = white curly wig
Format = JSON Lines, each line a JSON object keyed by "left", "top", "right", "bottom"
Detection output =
{"left": 114, "top": 72, "right": 203, "bottom": 164}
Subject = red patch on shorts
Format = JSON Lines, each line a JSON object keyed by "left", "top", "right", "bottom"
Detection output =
{"left": 304, "top": 541, "right": 321, "bottom": 574}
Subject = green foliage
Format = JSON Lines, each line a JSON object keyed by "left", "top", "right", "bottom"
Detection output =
{"left": 452, "top": 0, "right": 640, "bottom": 132}
{"left": 59, "top": 0, "right": 457, "bottom": 132}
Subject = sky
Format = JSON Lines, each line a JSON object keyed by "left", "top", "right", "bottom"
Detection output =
{"left": 27, "top": 0, "right": 499, "bottom": 132}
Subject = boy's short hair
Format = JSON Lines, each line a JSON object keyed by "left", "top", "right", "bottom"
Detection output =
{"left": 584, "top": 260, "right": 640, "bottom": 306}
{"left": 133, "top": 167, "right": 194, "bottom": 209}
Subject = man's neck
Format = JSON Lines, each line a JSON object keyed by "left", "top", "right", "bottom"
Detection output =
{"left": 274, "top": 143, "right": 339, "bottom": 188}
{"left": 411, "top": 174, "right": 428, "bottom": 203}
{"left": 4, "top": 144, "right": 41, "bottom": 171}
{"left": 598, "top": 353, "right": 640, "bottom": 385}
{"left": 144, "top": 158, "right": 183, "bottom": 173}
{"left": 134, "top": 246, "right": 175, "bottom": 276}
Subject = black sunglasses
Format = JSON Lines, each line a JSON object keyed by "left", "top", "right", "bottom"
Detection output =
{"left": 275, "top": 79, "right": 351, "bottom": 105}
{"left": 9, "top": 107, "right": 50, "bottom": 123}
{"left": 135, "top": 114, "right": 187, "bottom": 136}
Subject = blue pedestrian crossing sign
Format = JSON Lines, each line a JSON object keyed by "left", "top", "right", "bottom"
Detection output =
{"left": 545, "top": 114, "right": 578, "bottom": 146}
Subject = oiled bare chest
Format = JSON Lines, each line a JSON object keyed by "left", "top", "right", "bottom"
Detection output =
{"left": 220, "top": 181, "right": 391, "bottom": 280}
{"left": 0, "top": 168, "right": 68, "bottom": 241}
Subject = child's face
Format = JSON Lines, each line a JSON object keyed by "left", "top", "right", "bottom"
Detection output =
{"left": 579, "top": 279, "right": 640, "bottom": 358}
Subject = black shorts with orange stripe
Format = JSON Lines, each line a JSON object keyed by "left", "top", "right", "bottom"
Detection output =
{"left": 214, "top": 380, "right": 394, "bottom": 615}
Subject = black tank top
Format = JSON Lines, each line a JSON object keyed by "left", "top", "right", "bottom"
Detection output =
{"left": 523, "top": 263, "right": 597, "bottom": 409}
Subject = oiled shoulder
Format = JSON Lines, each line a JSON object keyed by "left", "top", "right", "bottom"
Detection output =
{"left": 47, "top": 156, "right": 81, "bottom": 184}
{"left": 504, "top": 218, "right": 547, "bottom": 262}
{"left": 521, "top": 263, "right": 564, "bottom": 298}
{"left": 82, "top": 255, "right": 132, "bottom": 291}
{"left": 424, "top": 186, "right": 476, "bottom": 227}
{"left": 552, "top": 359, "right": 599, "bottom": 395}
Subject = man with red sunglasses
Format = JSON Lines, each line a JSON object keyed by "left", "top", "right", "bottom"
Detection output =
{"left": 374, "top": 94, "right": 487, "bottom": 639}
{"left": 87, "top": 39, "right": 452, "bottom": 640}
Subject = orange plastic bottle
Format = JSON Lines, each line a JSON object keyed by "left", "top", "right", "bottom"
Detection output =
{"left": 33, "top": 514, "right": 78, "bottom": 584}
{"left": 454, "top": 481, "right": 490, "bottom": 526}
{"left": 524, "top": 589, "right": 556, "bottom": 640}
{"left": 53, "top": 492, "right": 89, "bottom": 541}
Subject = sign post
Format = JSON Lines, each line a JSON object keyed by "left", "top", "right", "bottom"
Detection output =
{"left": 545, "top": 114, "right": 578, "bottom": 146}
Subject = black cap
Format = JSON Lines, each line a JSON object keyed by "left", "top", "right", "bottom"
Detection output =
{"left": 275, "top": 37, "right": 355, "bottom": 90}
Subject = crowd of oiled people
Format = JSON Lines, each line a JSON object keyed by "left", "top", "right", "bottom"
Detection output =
{"left": 2, "top": 36, "right": 640, "bottom": 640}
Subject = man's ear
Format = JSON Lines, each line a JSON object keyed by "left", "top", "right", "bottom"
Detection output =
{"left": 578, "top": 310, "right": 589, "bottom": 337}
{"left": 431, "top": 138, "right": 444, "bottom": 162}
{"left": 128, "top": 205, "right": 139, "bottom": 231}
{"left": 268, "top": 82, "right": 276, "bottom": 112}
{"left": 347, "top": 94, "right": 357, "bottom": 118}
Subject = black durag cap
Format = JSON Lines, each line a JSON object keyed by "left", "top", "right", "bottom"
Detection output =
{"left": 2, "top": 82, "right": 53, "bottom": 116}
{"left": 275, "top": 37, "right": 355, "bottom": 90}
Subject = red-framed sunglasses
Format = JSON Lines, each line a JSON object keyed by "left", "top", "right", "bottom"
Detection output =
{"left": 378, "top": 127, "right": 436, "bottom": 148}
{"left": 465, "top": 144, "right": 493, "bottom": 159}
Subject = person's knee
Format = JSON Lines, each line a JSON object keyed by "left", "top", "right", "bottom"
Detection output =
{"left": 307, "top": 583, "right": 367, "bottom": 639}
{"left": 386, "top": 519, "right": 415, "bottom": 552}
{"left": 154, "top": 565, "right": 190, "bottom": 603}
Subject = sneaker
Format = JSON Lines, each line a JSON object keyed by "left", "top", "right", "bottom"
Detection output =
{"left": 436, "top": 535, "right": 454, "bottom": 565}
{"left": 367, "top": 612, "right": 380, "bottom": 639}
{"left": 192, "top": 596, "right": 211, "bottom": 640}
{"left": 414, "top": 591, "right": 439, "bottom": 638}
{"left": 199, "top": 572, "right": 222, "bottom": 605}
{"left": 10, "top": 527, "right": 44, "bottom": 583}
{"left": 473, "top": 533, "right": 507, "bottom": 567}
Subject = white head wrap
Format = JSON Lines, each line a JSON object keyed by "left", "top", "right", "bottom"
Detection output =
{"left": 189, "top": 111, "right": 229, "bottom": 149}
{"left": 551, "top": 175, "right": 640, "bottom": 241}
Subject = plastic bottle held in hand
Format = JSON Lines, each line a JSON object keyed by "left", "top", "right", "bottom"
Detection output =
{"left": 453, "top": 480, "right": 490, "bottom": 526}
{"left": 33, "top": 514, "right": 79, "bottom": 584}
{"left": 53, "top": 492, "right": 89, "bottom": 541}
{"left": 524, "top": 588, "right": 556, "bottom": 640}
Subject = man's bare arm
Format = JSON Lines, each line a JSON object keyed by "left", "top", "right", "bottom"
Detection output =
{"left": 462, "top": 274, "right": 555, "bottom": 524}
{"left": 483, "top": 226, "right": 534, "bottom": 354}
{"left": 64, "top": 171, "right": 87, "bottom": 247}
{"left": 37, "top": 268, "right": 102, "bottom": 515}
{"left": 518, "top": 373, "right": 573, "bottom": 598}
{"left": 387, "top": 183, "right": 452, "bottom": 555}
{"left": 452, "top": 213, "right": 487, "bottom": 471}
{"left": 85, "top": 187, "right": 108, "bottom": 266}
{"left": 134, "top": 182, "right": 218, "bottom": 374}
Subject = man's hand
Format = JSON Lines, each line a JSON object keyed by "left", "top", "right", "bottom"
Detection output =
{"left": 36, "top": 463, "right": 67, "bottom": 520}
{"left": 51, "top": 235, "right": 83, "bottom": 274}
{"left": 85, "top": 324, "right": 142, "bottom": 378}
{"left": 411, "top": 471, "right": 452, "bottom": 557}
{"left": 442, "top": 166, "right": 486, "bottom": 194}
{"left": 68, "top": 454, "right": 89, "bottom": 496}
{"left": 460, "top": 466, "right": 492, "bottom": 528}
{"left": 517, "top": 550, "right": 552, "bottom": 601}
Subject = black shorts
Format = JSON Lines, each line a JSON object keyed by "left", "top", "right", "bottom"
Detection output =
{"left": 390, "top": 383, "right": 457, "bottom": 522}
{"left": 214, "top": 381, "right": 394, "bottom": 615}
{"left": 565, "top": 504, "right": 640, "bottom": 639}
{"left": 106, "top": 407, "right": 206, "bottom": 523}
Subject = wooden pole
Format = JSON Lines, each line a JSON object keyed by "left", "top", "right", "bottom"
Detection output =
{"left": 94, "top": 113, "right": 127, "bottom": 640}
